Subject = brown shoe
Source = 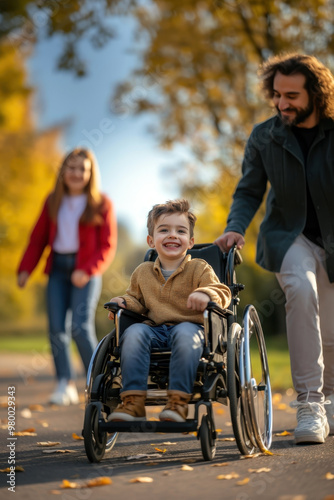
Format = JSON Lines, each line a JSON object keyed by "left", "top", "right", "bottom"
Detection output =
{"left": 159, "top": 391, "right": 191, "bottom": 422}
{"left": 108, "top": 392, "right": 146, "bottom": 421}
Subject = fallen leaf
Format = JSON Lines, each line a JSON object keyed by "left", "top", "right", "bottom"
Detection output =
{"left": 211, "top": 463, "right": 229, "bottom": 467}
{"left": 272, "top": 393, "right": 283, "bottom": 404}
{"left": 262, "top": 449, "right": 274, "bottom": 456}
{"left": 217, "top": 473, "right": 239, "bottom": 480}
{"left": 0, "top": 466, "right": 24, "bottom": 473}
{"left": 154, "top": 447, "right": 166, "bottom": 453}
{"left": 236, "top": 477, "right": 250, "bottom": 485}
{"left": 37, "top": 441, "right": 61, "bottom": 447}
{"left": 14, "top": 429, "right": 37, "bottom": 436}
{"left": 86, "top": 477, "right": 112, "bottom": 487}
{"left": 275, "top": 430, "right": 293, "bottom": 436}
{"left": 248, "top": 468, "right": 271, "bottom": 473}
{"left": 130, "top": 477, "right": 153, "bottom": 483}
{"left": 145, "top": 462, "right": 159, "bottom": 466}
{"left": 21, "top": 408, "right": 32, "bottom": 419}
{"left": 217, "top": 437, "right": 235, "bottom": 442}
{"left": 215, "top": 408, "right": 225, "bottom": 415}
{"left": 162, "top": 442, "right": 177, "bottom": 445}
{"left": 277, "top": 403, "right": 288, "bottom": 410}
{"left": 72, "top": 433, "right": 84, "bottom": 440}
{"left": 240, "top": 453, "right": 263, "bottom": 459}
{"left": 325, "top": 472, "right": 334, "bottom": 480}
{"left": 277, "top": 496, "right": 306, "bottom": 500}
{"left": 29, "top": 404, "right": 45, "bottom": 412}
{"left": 36, "top": 420, "right": 49, "bottom": 428}
{"left": 181, "top": 465, "right": 194, "bottom": 471}
{"left": 61, "top": 477, "right": 112, "bottom": 489}
{"left": 61, "top": 480, "right": 79, "bottom": 489}
{"left": 182, "top": 458, "right": 197, "bottom": 464}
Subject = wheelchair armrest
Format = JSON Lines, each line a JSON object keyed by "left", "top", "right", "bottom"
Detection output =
{"left": 206, "top": 301, "right": 234, "bottom": 319}
{"left": 104, "top": 302, "right": 149, "bottom": 323}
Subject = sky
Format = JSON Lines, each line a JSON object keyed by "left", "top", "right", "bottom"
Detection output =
{"left": 28, "top": 15, "right": 189, "bottom": 242}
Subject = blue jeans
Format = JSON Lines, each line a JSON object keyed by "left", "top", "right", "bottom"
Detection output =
{"left": 47, "top": 252, "right": 101, "bottom": 381}
{"left": 119, "top": 322, "right": 205, "bottom": 395}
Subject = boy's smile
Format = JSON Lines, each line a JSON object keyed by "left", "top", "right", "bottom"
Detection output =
{"left": 147, "top": 212, "right": 194, "bottom": 270}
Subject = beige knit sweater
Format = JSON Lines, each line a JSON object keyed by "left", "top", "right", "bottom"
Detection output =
{"left": 121, "top": 254, "right": 231, "bottom": 326}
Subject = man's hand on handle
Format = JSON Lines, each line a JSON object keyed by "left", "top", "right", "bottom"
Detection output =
{"left": 214, "top": 231, "right": 245, "bottom": 253}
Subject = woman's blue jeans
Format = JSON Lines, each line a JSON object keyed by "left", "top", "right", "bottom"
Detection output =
{"left": 119, "top": 322, "right": 205, "bottom": 395}
{"left": 47, "top": 252, "right": 101, "bottom": 381}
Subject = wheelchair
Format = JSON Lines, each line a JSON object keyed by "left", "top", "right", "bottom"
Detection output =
{"left": 83, "top": 244, "right": 273, "bottom": 463}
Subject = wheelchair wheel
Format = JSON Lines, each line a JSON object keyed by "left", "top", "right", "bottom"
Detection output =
{"left": 227, "top": 323, "right": 254, "bottom": 455}
{"left": 241, "top": 305, "right": 273, "bottom": 452}
{"left": 85, "top": 332, "right": 119, "bottom": 454}
{"left": 83, "top": 403, "right": 107, "bottom": 463}
{"left": 86, "top": 332, "right": 113, "bottom": 405}
{"left": 200, "top": 414, "right": 216, "bottom": 461}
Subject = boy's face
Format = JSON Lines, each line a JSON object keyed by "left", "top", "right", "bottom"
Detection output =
{"left": 147, "top": 212, "right": 194, "bottom": 265}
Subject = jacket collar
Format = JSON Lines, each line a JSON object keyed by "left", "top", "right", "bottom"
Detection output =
{"left": 269, "top": 115, "right": 334, "bottom": 163}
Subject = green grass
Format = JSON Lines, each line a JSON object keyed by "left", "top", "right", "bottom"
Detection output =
{"left": 0, "top": 331, "right": 292, "bottom": 391}
{"left": 1, "top": 334, "right": 50, "bottom": 353}
{"left": 250, "top": 335, "right": 292, "bottom": 392}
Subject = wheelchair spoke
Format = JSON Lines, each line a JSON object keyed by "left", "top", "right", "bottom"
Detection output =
{"left": 227, "top": 323, "right": 255, "bottom": 455}
{"left": 242, "top": 305, "right": 273, "bottom": 452}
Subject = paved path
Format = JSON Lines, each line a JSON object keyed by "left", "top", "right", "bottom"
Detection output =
{"left": 0, "top": 353, "right": 333, "bottom": 500}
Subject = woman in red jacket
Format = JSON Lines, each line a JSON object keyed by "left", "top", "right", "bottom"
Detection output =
{"left": 17, "top": 148, "right": 117, "bottom": 405}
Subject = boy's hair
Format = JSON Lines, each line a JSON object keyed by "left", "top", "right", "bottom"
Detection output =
{"left": 147, "top": 199, "right": 197, "bottom": 238}
{"left": 259, "top": 52, "right": 334, "bottom": 120}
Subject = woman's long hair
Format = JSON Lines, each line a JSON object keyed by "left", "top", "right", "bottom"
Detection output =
{"left": 48, "top": 148, "right": 105, "bottom": 224}
{"left": 259, "top": 53, "right": 334, "bottom": 120}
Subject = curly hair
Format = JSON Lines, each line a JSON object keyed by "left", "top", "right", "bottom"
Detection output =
{"left": 147, "top": 199, "right": 197, "bottom": 237}
{"left": 259, "top": 53, "right": 334, "bottom": 119}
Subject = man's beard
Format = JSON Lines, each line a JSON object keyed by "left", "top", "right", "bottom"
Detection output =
{"left": 277, "top": 99, "right": 314, "bottom": 127}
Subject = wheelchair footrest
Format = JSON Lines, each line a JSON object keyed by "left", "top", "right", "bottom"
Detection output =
{"left": 99, "top": 419, "right": 199, "bottom": 434}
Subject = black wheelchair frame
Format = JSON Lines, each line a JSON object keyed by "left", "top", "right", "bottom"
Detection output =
{"left": 83, "top": 244, "right": 273, "bottom": 462}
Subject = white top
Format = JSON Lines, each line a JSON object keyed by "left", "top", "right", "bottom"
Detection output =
{"left": 53, "top": 194, "right": 87, "bottom": 253}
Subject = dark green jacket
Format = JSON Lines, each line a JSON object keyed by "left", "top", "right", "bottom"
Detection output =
{"left": 225, "top": 115, "right": 334, "bottom": 282}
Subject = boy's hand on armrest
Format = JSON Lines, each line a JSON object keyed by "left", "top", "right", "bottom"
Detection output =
{"left": 187, "top": 291, "right": 211, "bottom": 312}
{"left": 107, "top": 297, "right": 126, "bottom": 320}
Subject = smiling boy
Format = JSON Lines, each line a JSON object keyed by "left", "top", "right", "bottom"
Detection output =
{"left": 108, "top": 199, "right": 231, "bottom": 422}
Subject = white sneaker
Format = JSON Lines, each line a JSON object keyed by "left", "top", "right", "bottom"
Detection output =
{"left": 66, "top": 383, "right": 79, "bottom": 405}
{"left": 325, "top": 394, "right": 334, "bottom": 435}
{"left": 290, "top": 400, "right": 329, "bottom": 444}
{"left": 49, "top": 379, "right": 79, "bottom": 406}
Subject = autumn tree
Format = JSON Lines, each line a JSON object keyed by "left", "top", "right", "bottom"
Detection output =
{"left": 110, "top": 0, "right": 334, "bottom": 332}
{"left": 0, "top": 40, "right": 62, "bottom": 324}
{"left": 112, "top": 0, "right": 334, "bottom": 223}
{"left": 3, "top": 0, "right": 333, "bottom": 333}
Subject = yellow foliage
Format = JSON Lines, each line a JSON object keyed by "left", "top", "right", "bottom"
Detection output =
{"left": 0, "top": 42, "right": 62, "bottom": 323}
